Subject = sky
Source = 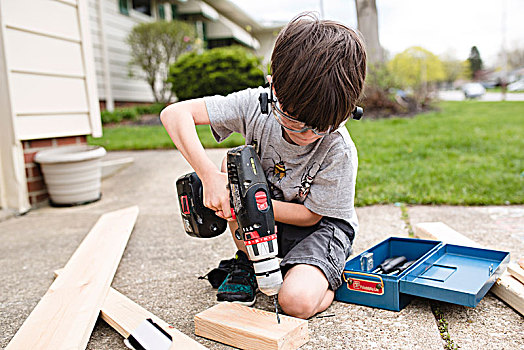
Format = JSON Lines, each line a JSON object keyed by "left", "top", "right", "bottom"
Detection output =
{"left": 230, "top": 0, "right": 524, "bottom": 67}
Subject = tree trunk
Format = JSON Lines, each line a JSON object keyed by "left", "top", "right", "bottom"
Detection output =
{"left": 356, "top": 0, "right": 382, "bottom": 64}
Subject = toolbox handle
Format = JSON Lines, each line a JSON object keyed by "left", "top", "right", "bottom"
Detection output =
{"left": 342, "top": 271, "right": 385, "bottom": 296}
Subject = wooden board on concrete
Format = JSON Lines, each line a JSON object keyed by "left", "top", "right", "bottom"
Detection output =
{"left": 53, "top": 268, "right": 208, "bottom": 349}
{"left": 194, "top": 303, "right": 308, "bottom": 350}
{"left": 103, "top": 288, "right": 208, "bottom": 349}
{"left": 414, "top": 221, "right": 524, "bottom": 316}
{"left": 414, "top": 222, "right": 482, "bottom": 248}
{"left": 507, "top": 262, "right": 524, "bottom": 285}
{"left": 7, "top": 206, "right": 139, "bottom": 349}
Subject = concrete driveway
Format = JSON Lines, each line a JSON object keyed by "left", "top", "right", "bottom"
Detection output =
{"left": 0, "top": 149, "right": 522, "bottom": 349}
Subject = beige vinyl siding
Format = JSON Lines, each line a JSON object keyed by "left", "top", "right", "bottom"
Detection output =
{"left": 1, "top": 0, "right": 101, "bottom": 140}
{"left": 88, "top": 0, "right": 155, "bottom": 103}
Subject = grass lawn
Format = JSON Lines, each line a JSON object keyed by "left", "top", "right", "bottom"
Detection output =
{"left": 88, "top": 124, "right": 244, "bottom": 150}
{"left": 89, "top": 101, "right": 523, "bottom": 206}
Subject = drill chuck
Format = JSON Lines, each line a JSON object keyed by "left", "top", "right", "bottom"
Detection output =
{"left": 253, "top": 257, "right": 283, "bottom": 296}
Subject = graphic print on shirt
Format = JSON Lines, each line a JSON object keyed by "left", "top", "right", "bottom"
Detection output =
{"left": 264, "top": 145, "right": 292, "bottom": 184}
{"left": 294, "top": 162, "right": 319, "bottom": 201}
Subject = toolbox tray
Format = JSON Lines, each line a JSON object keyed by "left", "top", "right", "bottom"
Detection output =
{"left": 335, "top": 237, "right": 509, "bottom": 311}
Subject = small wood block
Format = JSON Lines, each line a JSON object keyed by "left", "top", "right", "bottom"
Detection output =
{"left": 194, "top": 303, "right": 308, "bottom": 350}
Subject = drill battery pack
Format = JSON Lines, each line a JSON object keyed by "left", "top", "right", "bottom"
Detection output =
{"left": 175, "top": 172, "right": 227, "bottom": 238}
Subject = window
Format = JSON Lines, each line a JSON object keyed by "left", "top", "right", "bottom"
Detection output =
{"left": 119, "top": 0, "right": 129, "bottom": 15}
{"left": 158, "top": 4, "right": 165, "bottom": 20}
{"left": 171, "top": 4, "right": 178, "bottom": 20}
{"left": 132, "top": 0, "right": 151, "bottom": 16}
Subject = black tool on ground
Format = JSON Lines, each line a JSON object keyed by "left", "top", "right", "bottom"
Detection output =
{"left": 372, "top": 256, "right": 407, "bottom": 274}
{"left": 227, "top": 145, "right": 283, "bottom": 323}
{"left": 176, "top": 172, "right": 227, "bottom": 238}
{"left": 387, "top": 260, "right": 416, "bottom": 276}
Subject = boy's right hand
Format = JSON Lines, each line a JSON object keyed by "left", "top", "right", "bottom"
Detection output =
{"left": 201, "top": 170, "right": 233, "bottom": 221}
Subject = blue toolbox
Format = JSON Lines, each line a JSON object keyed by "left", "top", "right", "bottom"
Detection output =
{"left": 335, "top": 237, "right": 510, "bottom": 311}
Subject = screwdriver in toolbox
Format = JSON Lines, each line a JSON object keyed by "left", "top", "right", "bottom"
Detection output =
{"left": 372, "top": 256, "right": 407, "bottom": 274}
{"left": 387, "top": 260, "right": 416, "bottom": 275}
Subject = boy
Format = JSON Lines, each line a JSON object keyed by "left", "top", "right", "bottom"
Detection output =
{"left": 160, "top": 13, "right": 366, "bottom": 319}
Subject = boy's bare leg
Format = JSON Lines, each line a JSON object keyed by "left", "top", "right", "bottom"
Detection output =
{"left": 278, "top": 264, "right": 334, "bottom": 319}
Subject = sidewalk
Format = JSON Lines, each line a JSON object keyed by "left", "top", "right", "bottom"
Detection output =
{"left": 0, "top": 149, "right": 522, "bottom": 349}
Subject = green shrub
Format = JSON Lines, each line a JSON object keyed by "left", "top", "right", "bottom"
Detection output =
{"left": 100, "top": 107, "right": 139, "bottom": 124}
{"left": 135, "top": 103, "right": 165, "bottom": 116}
{"left": 168, "top": 46, "right": 265, "bottom": 100}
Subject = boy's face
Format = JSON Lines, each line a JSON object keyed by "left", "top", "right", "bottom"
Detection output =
{"left": 282, "top": 128, "right": 324, "bottom": 146}
{"left": 267, "top": 75, "right": 330, "bottom": 146}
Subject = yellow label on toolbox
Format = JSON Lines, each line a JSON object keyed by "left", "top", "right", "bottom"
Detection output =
{"left": 342, "top": 271, "right": 384, "bottom": 295}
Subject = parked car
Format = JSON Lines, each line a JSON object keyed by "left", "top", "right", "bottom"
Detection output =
{"left": 462, "top": 83, "right": 486, "bottom": 99}
{"left": 508, "top": 79, "right": 524, "bottom": 92}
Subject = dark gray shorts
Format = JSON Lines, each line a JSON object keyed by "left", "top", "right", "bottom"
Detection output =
{"left": 276, "top": 217, "right": 355, "bottom": 290}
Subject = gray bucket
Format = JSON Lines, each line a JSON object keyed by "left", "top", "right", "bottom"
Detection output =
{"left": 34, "top": 145, "right": 106, "bottom": 206}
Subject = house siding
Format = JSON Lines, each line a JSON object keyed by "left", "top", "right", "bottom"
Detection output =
{"left": 88, "top": 0, "right": 155, "bottom": 104}
{"left": 0, "top": 0, "right": 100, "bottom": 212}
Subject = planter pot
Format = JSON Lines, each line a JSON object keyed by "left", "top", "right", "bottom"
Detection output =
{"left": 34, "top": 145, "right": 107, "bottom": 206}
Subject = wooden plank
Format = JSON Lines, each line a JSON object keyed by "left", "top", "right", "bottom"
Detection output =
{"left": 103, "top": 288, "right": 207, "bottom": 350}
{"left": 6, "top": 206, "right": 139, "bottom": 349}
{"left": 413, "top": 222, "right": 481, "bottom": 248}
{"left": 414, "top": 221, "right": 524, "bottom": 316}
{"left": 492, "top": 272, "right": 524, "bottom": 316}
{"left": 507, "top": 262, "right": 524, "bottom": 285}
{"left": 50, "top": 275, "right": 207, "bottom": 349}
{"left": 194, "top": 303, "right": 308, "bottom": 350}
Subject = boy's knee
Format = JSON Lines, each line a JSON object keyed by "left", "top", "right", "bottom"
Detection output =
{"left": 278, "top": 287, "right": 317, "bottom": 319}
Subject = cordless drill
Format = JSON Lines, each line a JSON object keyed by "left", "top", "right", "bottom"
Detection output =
{"left": 226, "top": 145, "right": 283, "bottom": 297}
{"left": 176, "top": 145, "right": 283, "bottom": 321}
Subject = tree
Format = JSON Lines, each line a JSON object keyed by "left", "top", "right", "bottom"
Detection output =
{"left": 356, "top": 0, "right": 382, "bottom": 64}
{"left": 127, "top": 21, "right": 196, "bottom": 103}
{"left": 441, "top": 57, "right": 470, "bottom": 85}
{"left": 388, "top": 46, "right": 445, "bottom": 106}
{"left": 467, "top": 46, "right": 483, "bottom": 80}
{"left": 499, "top": 46, "right": 524, "bottom": 70}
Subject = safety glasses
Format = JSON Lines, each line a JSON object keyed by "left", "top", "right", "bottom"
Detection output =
{"left": 271, "top": 98, "right": 332, "bottom": 136}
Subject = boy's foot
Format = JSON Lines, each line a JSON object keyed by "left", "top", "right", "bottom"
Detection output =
{"left": 217, "top": 250, "right": 257, "bottom": 306}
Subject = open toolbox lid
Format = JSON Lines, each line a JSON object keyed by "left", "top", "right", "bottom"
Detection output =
{"left": 399, "top": 244, "right": 510, "bottom": 307}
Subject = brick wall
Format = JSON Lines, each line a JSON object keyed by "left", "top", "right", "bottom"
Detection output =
{"left": 22, "top": 136, "right": 87, "bottom": 206}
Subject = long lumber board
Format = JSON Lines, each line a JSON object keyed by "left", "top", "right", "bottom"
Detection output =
{"left": 7, "top": 206, "right": 139, "bottom": 349}
{"left": 507, "top": 263, "right": 524, "bottom": 285}
{"left": 194, "top": 303, "right": 308, "bottom": 350}
{"left": 53, "top": 268, "right": 207, "bottom": 350}
{"left": 414, "top": 221, "right": 524, "bottom": 316}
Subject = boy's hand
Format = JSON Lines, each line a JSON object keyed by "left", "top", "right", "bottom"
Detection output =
{"left": 201, "top": 171, "right": 234, "bottom": 221}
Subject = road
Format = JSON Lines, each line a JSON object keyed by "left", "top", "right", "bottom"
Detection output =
{"left": 439, "top": 90, "right": 524, "bottom": 101}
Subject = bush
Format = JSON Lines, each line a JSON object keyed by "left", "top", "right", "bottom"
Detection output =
{"left": 361, "top": 63, "right": 407, "bottom": 118}
{"left": 168, "top": 46, "right": 265, "bottom": 100}
{"left": 135, "top": 103, "right": 166, "bottom": 116}
{"left": 100, "top": 107, "right": 139, "bottom": 124}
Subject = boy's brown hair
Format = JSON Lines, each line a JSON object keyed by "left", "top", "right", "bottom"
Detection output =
{"left": 271, "top": 13, "right": 367, "bottom": 132}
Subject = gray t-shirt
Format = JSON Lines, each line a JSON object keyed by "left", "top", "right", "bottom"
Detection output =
{"left": 204, "top": 87, "right": 359, "bottom": 234}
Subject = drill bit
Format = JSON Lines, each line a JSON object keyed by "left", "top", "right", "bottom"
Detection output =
{"left": 274, "top": 295, "right": 280, "bottom": 324}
